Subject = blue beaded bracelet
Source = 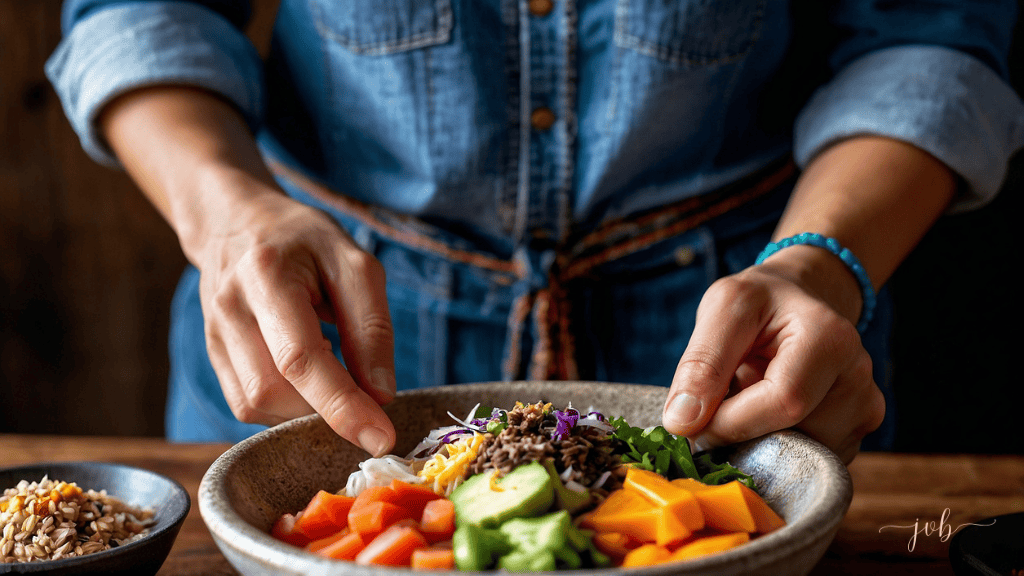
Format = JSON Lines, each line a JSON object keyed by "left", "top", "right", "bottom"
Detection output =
{"left": 754, "top": 232, "right": 876, "bottom": 333}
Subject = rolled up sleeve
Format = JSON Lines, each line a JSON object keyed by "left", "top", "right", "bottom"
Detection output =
{"left": 795, "top": 44, "right": 1024, "bottom": 212}
{"left": 45, "top": 1, "right": 265, "bottom": 167}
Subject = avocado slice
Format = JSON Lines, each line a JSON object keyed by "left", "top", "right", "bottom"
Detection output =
{"left": 450, "top": 461, "right": 554, "bottom": 528}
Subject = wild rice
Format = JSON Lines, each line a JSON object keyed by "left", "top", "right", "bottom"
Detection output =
{"left": 0, "top": 476, "right": 155, "bottom": 564}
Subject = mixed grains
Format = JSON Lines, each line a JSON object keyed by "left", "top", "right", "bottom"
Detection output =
{"left": 0, "top": 476, "right": 154, "bottom": 564}
{"left": 468, "top": 401, "right": 622, "bottom": 489}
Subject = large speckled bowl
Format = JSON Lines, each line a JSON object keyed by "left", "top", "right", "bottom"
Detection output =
{"left": 199, "top": 381, "right": 852, "bottom": 576}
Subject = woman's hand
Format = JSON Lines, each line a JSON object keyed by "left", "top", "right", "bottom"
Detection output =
{"left": 662, "top": 135, "right": 958, "bottom": 464}
{"left": 195, "top": 173, "right": 397, "bottom": 456}
{"left": 99, "top": 86, "right": 397, "bottom": 456}
{"left": 662, "top": 246, "right": 885, "bottom": 464}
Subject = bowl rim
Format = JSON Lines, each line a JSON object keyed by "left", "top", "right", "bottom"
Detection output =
{"left": 0, "top": 460, "right": 191, "bottom": 573}
{"left": 200, "top": 381, "right": 854, "bottom": 575}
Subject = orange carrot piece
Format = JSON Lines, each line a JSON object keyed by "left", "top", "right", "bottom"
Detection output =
{"left": 419, "top": 498, "right": 456, "bottom": 543}
{"left": 305, "top": 527, "right": 351, "bottom": 554}
{"left": 591, "top": 532, "right": 641, "bottom": 564}
{"left": 739, "top": 483, "right": 786, "bottom": 533}
{"left": 410, "top": 546, "right": 456, "bottom": 570}
{"left": 624, "top": 468, "right": 694, "bottom": 507}
{"left": 293, "top": 491, "right": 356, "bottom": 541}
{"left": 670, "top": 531, "right": 750, "bottom": 561}
{"left": 390, "top": 479, "right": 442, "bottom": 517}
{"left": 311, "top": 528, "right": 368, "bottom": 557}
{"left": 655, "top": 505, "right": 696, "bottom": 547}
{"left": 271, "top": 512, "right": 311, "bottom": 547}
{"left": 671, "top": 478, "right": 756, "bottom": 533}
{"left": 348, "top": 501, "right": 412, "bottom": 539}
{"left": 355, "top": 524, "right": 429, "bottom": 566}
{"left": 621, "top": 543, "right": 673, "bottom": 568}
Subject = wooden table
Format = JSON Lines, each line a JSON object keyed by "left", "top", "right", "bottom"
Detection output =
{"left": 2, "top": 435, "right": 1022, "bottom": 575}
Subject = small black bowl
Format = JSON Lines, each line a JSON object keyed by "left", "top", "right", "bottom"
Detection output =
{"left": 949, "top": 511, "right": 1024, "bottom": 576}
{"left": 0, "top": 462, "right": 190, "bottom": 575}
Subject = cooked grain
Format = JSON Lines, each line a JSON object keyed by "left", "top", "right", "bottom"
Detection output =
{"left": 0, "top": 476, "right": 154, "bottom": 564}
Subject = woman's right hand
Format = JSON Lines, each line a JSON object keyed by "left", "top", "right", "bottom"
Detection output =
{"left": 100, "top": 86, "right": 397, "bottom": 456}
{"left": 195, "top": 171, "right": 398, "bottom": 456}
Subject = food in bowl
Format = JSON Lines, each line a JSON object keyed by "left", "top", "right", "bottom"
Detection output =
{"left": 0, "top": 476, "right": 155, "bottom": 564}
{"left": 269, "top": 401, "right": 785, "bottom": 571}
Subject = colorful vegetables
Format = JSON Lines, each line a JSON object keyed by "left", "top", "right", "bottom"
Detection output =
{"left": 452, "top": 510, "right": 608, "bottom": 572}
{"left": 580, "top": 468, "right": 784, "bottom": 567}
{"left": 270, "top": 402, "right": 787, "bottom": 571}
{"left": 270, "top": 478, "right": 455, "bottom": 569}
{"left": 448, "top": 462, "right": 554, "bottom": 528}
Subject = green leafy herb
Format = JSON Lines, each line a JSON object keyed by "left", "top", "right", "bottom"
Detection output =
{"left": 609, "top": 417, "right": 756, "bottom": 490}
{"left": 695, "top": 454, "right": 756, "bottom": 490}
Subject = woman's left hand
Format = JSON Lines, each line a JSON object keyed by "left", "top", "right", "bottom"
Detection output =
{"left": 661, "top": 244, "right": 886, "bottom": 464}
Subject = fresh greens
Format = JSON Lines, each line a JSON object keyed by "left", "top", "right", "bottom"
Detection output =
{"left": 609, "top": 417, "right": 755, "bottom": 490}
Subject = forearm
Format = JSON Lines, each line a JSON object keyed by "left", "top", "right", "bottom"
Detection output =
{"left": 98, "top": 85, "right": 281, "bottom": 264}
{"left": 762, "top": 135, "right": 957, "bottom": 324}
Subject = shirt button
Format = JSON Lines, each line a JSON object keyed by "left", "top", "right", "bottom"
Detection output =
{"left": 529, "top": 0, "right": 554, "bottom": 17}
{"left": 674, "top": 246, "right": 696, "bottom": 266}
{"left": 531, "top": 107, "right": 556, "bottom": 131}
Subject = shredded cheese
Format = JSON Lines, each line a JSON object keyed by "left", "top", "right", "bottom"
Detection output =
{"left": 418, "top": 432, "right": 486, "bottom": 496}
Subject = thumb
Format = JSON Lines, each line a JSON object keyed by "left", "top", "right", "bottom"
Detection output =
{"left": 662, "top": 279, "right": 766, "bottom": 437}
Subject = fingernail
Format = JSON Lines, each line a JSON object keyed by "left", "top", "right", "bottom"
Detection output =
{"left": 691, "top": 436, "right": 713, "bottom": 453}
{"left": 371, "top": 367, "right": 395, "bottom": 399}
{"left": 666, "top": 393, "right": 702, "bottom": 429}
{"left": 358, "top": 427, "right": 391, "bottom": 457}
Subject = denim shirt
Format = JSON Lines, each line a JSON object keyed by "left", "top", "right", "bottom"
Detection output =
{"left": 45, "top": 1, "right": 1024, "bottom": 445}
{"left": 48, "top": 0, "right": 1024, "bottom": 254}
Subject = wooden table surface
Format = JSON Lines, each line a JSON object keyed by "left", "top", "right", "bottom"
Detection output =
{"left": 2, "top": 435, "right": 1022, "bottom": 575}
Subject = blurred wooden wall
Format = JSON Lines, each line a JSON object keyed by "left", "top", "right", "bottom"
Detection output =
{"left": 0, "top": 0, "right": 277, "bottom": 437}
{"left": 0, "top": 1, "right": 1020, "bottom": 451}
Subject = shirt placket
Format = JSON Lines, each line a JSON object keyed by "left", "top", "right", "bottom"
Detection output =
{"left": 514, "top": 0, "right": 576, "bottom": 245}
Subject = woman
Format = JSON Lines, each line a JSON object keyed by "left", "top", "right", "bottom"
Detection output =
{"left": 47, "top": 0, "right": 1023, "bottom": 462}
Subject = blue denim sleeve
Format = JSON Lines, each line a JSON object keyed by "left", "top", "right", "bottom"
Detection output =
{"left": 45, "top": 1, "right": 264, "bottom": 167}
{"left": 793, "top": 2, "right": 1024, "bottom": 211}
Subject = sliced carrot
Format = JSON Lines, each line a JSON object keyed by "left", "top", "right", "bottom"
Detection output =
{"left": 353, "top": 485, "right": 400, "bottom": 507}
{"left": 348, "top": 501, "right": 412, "bottom": 539}
{"left": 270, "top": 512, "right": 311, "bottom": 547}
{"left": 621, "top": 543, "right": 673, "bottom": 568}
{"left": 307, "top": 528, "right": 366, "bottom": 561}
{"left": 355, "top": 523, "right": 429, "bottom": 566}
{"left": 670, "top": 531, "right": 750, "bottom": 561}
{"left": 390, "top": 479, "right": 442, "bottom": 517}
{"left": 305, "top": 527, "right": 350, "bottom": 554}
{"left": 410, "top": 546, "right": 456, "bottom": 570}
{"left": 671, "top": 478, "right": 756, "bottom": 533}
{"left": 591, "top": 532, "right": 641, "bottom": 564}
{"left": 624, "top": 468, "right": 694, "bottom": 507}
{"left": 579, "top": 490, "right": 659, "bottom": 544}
{"left": 655, "top": 505, "right": 695, "bottom": 547}
{"left": 672, "top": 478, "right": 784, "bottom": 534}
{"left": 739, "top": 483, "right": 786, "bottom": 533}
{"left": 419, "top": 498, "right": 456, "bottom": 543}
{"left": 293, "top": 491, "right": 356, "bottom": 541}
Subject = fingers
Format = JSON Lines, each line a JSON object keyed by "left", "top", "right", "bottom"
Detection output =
{"left": 665, "top": 270, "right": 885, "bottom": 464}
{"left": 239, "top": 244, "right": 397, "bottom": 457}
{"left": 691, "top": 316, "right": 855, "bottom": 446}
{"left": 318, "top": 243, "right": 396, "bottom": 405}
{"left": 207, "top": 286, "right": 315, "bottom": 422}
{"left": 663, "top": 277, "right": 770, "bottom": 437}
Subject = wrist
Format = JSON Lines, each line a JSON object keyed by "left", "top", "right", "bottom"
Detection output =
{"left": 755, "top": 243, "right": 866, "bottom": 328}
{"left": 174, "top": 162, "right": 285, "bottom": 265}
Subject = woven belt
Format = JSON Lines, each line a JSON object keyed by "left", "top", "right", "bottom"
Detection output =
{"left": 267, "top": 157, "right": 796, "bottom": 382}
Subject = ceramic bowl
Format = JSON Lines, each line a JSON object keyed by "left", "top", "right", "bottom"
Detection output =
{"left": 199, "top": 381, "right": 852, "bottom": 576}
{"left": 0, "top": 461, "right": 190, "bottom": 575}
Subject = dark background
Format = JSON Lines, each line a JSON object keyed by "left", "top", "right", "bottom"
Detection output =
{"left": 1, "top": 1, "right": 1021, "bottom": 453}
